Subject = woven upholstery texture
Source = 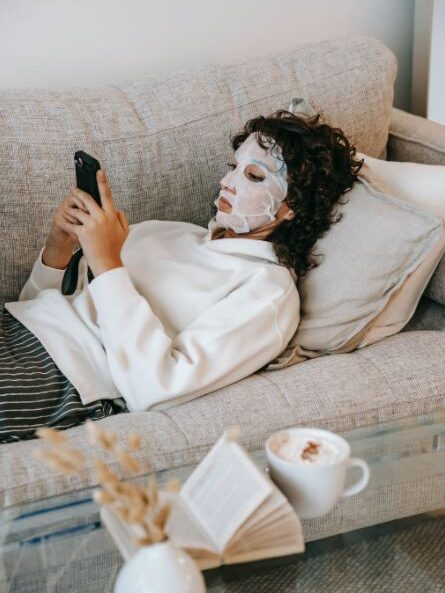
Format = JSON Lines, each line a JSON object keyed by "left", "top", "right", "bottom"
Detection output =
{"left": 1, "top": 326, "right": 444, "bottom": 507}
{"left": 0, "top": 35, "right": 397, "bottom": 304}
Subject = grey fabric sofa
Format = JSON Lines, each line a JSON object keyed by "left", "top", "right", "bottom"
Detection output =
{"left": 1, "top": 36, "right": 444, "bottom": 539}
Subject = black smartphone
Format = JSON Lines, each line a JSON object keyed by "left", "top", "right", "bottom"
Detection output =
{"left": 61, "top": 151, "right": 101, "bottom": 295}
{"left": 74, "top": 150, "right": 102, "bottom": 207}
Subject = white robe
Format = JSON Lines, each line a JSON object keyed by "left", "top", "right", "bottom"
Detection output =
{"left": 5, "top": 218, "right": 300, "bottom": 412}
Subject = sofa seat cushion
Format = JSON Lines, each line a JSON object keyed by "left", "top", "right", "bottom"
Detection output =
{"left": 1, "top": 328, "right": 444, "bottom": 508}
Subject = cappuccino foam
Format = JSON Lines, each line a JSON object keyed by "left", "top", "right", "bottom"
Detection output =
{"left": 276, "top": 434, "right": 343, "bottom": 466}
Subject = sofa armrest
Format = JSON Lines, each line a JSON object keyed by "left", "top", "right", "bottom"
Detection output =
{"left": 387, "top": 108, "right": 445, "bottom": 311}
{"left": 387, "top": 108, "right": 445, "bottom": 164}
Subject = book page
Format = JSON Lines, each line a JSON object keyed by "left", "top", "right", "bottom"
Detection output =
{"left": 225, "top": 512, "right": 304, "bottom": 561}
{"left": 180, "top": 435, "right": 273, "bottom": 553}
{"left": 234, "top": 520, "right": 303, "bottom": 552}
{"left": 165, "top": 492, "right": 217, "bottom": 553}
{"left": 227, "top": 489, "right": 288, "bottom": 547}
{"left": 224, "top": 541, "right": 303, "bottom": 565}
{"left": 101, "top": 501, "right": 222, "bottom": 571}
{"left": 225, "top": 487, "right": 304, "bottom": 559}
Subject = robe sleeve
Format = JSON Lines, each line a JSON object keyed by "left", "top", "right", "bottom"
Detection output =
{"left": 88, "top": 266, "right": 300, "bottom": 411}
{"left": 18, "top": 247, "right": 87, "bottom": 301}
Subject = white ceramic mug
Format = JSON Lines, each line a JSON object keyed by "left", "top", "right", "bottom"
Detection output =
{"left": 266, "top": 427, "right": 370, "bottom": 519}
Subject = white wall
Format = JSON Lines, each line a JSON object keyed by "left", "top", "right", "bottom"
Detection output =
{"left": 0, "top": 0, "right": 414, "bottom": 111}
{"left": 428, "top": 0, "right": 445, "bottom": 124}
{"left": 412, "top": 0, "right": 445, "bottom": 123}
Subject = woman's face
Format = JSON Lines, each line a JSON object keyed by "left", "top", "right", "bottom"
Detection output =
{"left": 214, "top": 134, "right": 288, "bottom": 234}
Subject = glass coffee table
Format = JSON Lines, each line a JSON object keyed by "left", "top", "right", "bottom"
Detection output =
{"left": 0, "top": 411, "right": 444, "bottom": 593}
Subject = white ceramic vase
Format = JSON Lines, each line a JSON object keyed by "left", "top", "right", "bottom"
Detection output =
{"left": 113, "top": 540, "right": 207, "bottom": 593}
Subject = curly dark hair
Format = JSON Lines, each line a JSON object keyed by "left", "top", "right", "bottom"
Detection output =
{"left": 230, "top": 109, "right": 364, "bottom": 278}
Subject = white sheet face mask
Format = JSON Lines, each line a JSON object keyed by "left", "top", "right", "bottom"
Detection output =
{"left": 214, "top": 133, "right": 288, "bottom": 234}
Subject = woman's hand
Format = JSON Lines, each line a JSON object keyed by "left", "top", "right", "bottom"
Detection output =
{"left": 43, "top": 189, "right": 88, "bottom": 269}
{"left": 46, "top": 191, "right": 85, "bottom": 251}
{"left": 58, "top": 169, "right": 130, "bottom": 278}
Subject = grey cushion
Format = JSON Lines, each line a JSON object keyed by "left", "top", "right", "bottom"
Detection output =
{"left": 0, "top": 35, "right": 397, "bottom": 304}
{"left": 288, "top": 177, "right": 443, "bottom": 353}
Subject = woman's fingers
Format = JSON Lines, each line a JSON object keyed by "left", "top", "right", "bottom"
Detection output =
{"left": 61, "top": 220, "right": 81, "bottom": 238}
{"left": 69, "top": 194, "right": 88, "bottom": 212}
{"left": 69, "top": 186, "right": 101, "bottom": 215}
{"left": 117, "top": 210, "right": 129, "bottom": 235}
{"left": 97, "top": 169, "right": 115, "bottom": 214}
{"left": 64, "top": 213, "right": 78, "bottom": 224}
{"left": 66, "top": 206, "right": 89, "bottom": 224}
{"left": 56, "top": 215, "right": 79, "bottom": 239}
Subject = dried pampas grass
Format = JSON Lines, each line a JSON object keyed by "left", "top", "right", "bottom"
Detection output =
{"left": 34, "top": 420, "right": 181, "bottom": 546}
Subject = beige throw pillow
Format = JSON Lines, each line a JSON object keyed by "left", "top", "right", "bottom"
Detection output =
{"left": 264, "top": 99, "right": 445, "bottom": 370}
{"left": 356, "top": 153, "right": 445, "bottom": 307}
{"left": 264, "top": 174, "right": 444, "bottom": 370}
{"left": 353, "top": 155, "right": 445, "bottom": 348}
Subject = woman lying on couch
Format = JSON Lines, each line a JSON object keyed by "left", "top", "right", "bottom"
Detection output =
{"left": 1, "top": 109, "right": 362, "bottom": 443}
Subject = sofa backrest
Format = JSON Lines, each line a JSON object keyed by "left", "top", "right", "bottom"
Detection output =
{"left": 0, "top": 35, "right": 397, "bottom": 304}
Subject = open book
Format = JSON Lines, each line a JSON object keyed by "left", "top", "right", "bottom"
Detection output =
{"left": 101, "top": 431, "right": 305, "bottom": 570}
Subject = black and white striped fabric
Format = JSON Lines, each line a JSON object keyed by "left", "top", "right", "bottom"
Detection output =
{"left": 0, "top": 307, "right": 128, "bottom": 444}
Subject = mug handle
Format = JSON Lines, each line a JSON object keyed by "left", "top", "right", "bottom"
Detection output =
{"left": 341, "top": 457, "right": 370, "bottom": 497}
